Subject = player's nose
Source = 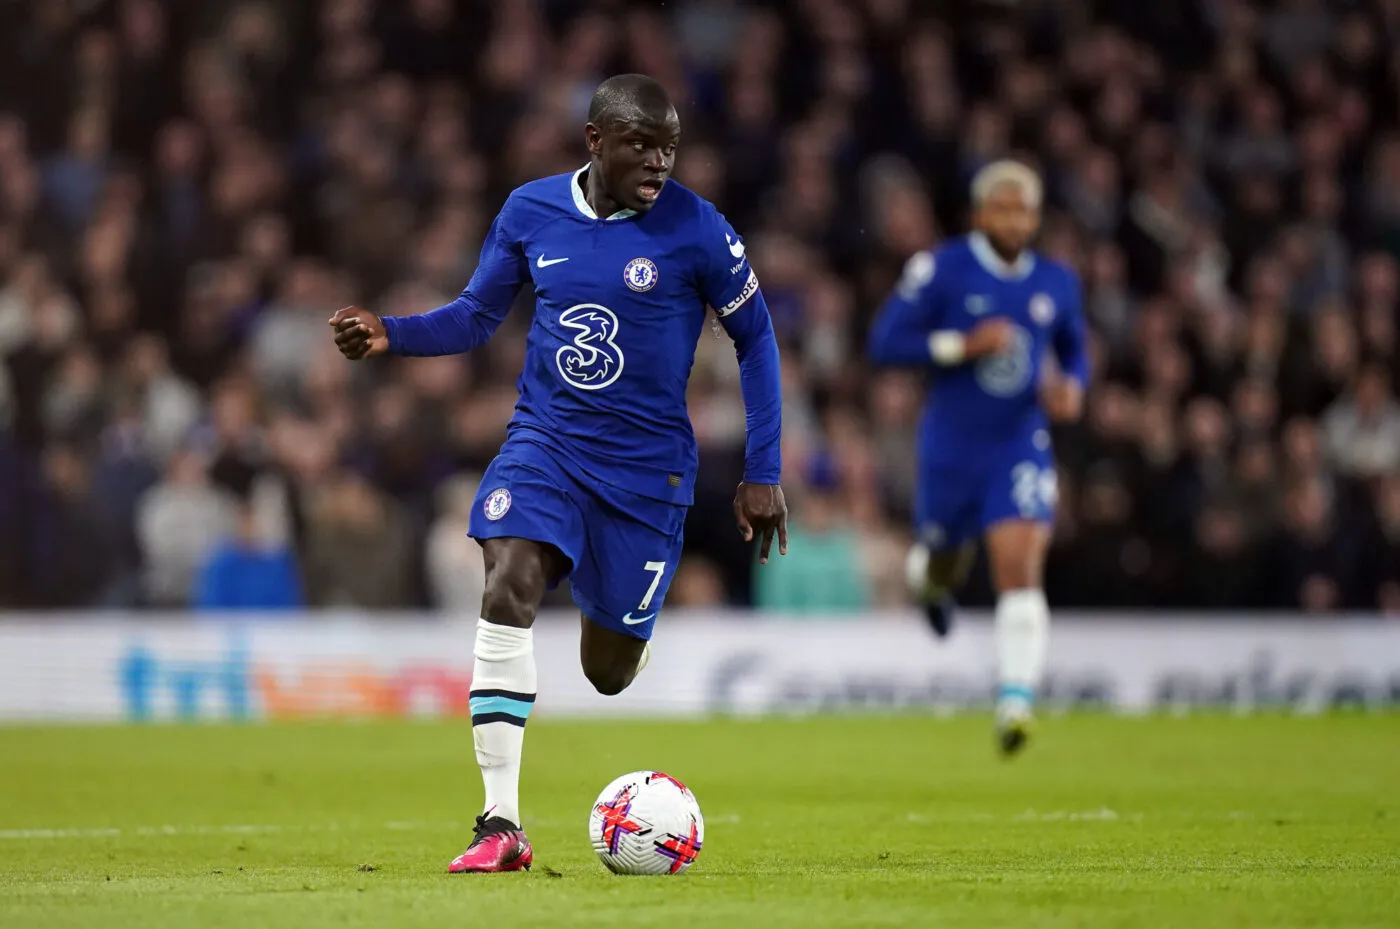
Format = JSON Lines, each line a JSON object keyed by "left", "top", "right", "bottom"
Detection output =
{"left": 642, "top": 148, "right": 667, "bottom": 172}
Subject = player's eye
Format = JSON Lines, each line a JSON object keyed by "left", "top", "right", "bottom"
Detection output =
{"left": 663, "top": 145, "right": 677, "bottom": 157}
{"left": 632, "top": 141, "right": 645, "bottom": 153}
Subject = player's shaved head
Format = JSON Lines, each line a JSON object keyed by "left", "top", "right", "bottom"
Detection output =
{"left": 588, "top": 74, "right": 677, "bottom": 130}
{"left": 583, "top": 73, "right": 680, "bottom": 215}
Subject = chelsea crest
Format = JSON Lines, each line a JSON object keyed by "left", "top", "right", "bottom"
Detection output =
{"left": 623, "top": 257, "right": 658, "bottom": 292}
{"left": 483, "top": 488, "right": 512, "bottom": 521}
{"left": 1029, "top": 292, "right": 1056, "bottom": 326}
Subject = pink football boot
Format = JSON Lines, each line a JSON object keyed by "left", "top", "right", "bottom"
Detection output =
{"left": 447, "top": 814, "right": 533, "bottom": 874}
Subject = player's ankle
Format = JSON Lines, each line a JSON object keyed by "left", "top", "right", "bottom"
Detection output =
{"left": 924, "top": 584, "right": 952, "bottom": 603}
{"left": 996, "top": 685, "right": 1034, "bottom": 721}
{"left": 484, "top": 803, "right": 521, "bottom": 827}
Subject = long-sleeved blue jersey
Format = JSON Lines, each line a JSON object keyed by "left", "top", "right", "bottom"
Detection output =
{"left": 381, "top": 168, "right": 782, "bottom": 506}
{"left": 869, "top": 233, "right": 1088, "bottom": 468}
{"left": 869, "top": 233, "right": 1089, "bottom": 545}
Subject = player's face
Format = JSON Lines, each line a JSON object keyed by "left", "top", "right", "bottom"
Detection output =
{"left": 975, "top": 183, "right": 1040, "bottom": 257}
{"left": 593, "top": 113, "right": 680, "bottom": 213}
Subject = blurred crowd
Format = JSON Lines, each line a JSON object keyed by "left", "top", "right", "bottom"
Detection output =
{"left": 2, "top": 0, "right": 1399, "bottom": 615}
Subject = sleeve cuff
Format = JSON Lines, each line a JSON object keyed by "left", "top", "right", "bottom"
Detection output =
{"left": 928, "top": 330, "right": 966, "bottom": 365}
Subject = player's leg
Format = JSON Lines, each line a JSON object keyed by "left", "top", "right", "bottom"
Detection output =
{"left": 572, "top": 489, "right": 686, "bottom": 694}
{"left": 984, "top": 520, "right": 1052, "bottom": 746}
{"left": 578, "top": 616, "right": 649, "bottom": 696}
{"left": 451, "top": 453, "right": 582, "bottom": 873}
{"left": 908, "top": 471, "right": 980, "bottom": 637}
{"left": 981, "top": 457, "right": 1057, "bottom": 756}
{"left": 905, "top": 540, "right": 977, "bottom": 638}
{"left": 471, "top": 537, "right": 567, "bottom": 821}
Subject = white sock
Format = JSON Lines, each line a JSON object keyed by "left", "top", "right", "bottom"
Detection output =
{"left": 995, "top": 588, "right": 1049, "bottom": 721}
{"left": 470, "top": 619, "right": 536, "bottom": 827}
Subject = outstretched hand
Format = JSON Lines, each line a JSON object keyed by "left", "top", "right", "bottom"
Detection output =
{"left": 329, "top": 306, "right": 389, "bottom": 360}
{"left": 734, "top": 482, "right": 788, "bottom": 565}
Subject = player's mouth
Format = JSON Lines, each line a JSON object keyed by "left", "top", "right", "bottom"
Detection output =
{"left": 637, "top": 178, "right": 666, "bottom": 202}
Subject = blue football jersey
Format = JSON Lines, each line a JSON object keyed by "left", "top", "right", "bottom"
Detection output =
{"left": 382, "top": 167, "right": 773, "bottom": 505}
{"left": 869, "top": 233, "right": 1089, "bottom": 467}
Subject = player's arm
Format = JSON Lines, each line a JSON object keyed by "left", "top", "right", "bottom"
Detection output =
{"left": 699, "top": 211, "right": 787, "bottom": 563}
{"left": 1042, "top": 271, "right": 1089, "bottom": 422}
{"left": 868, "top": 251, "right": 1014, "bottom": 367}
{"left": 718, "top": 286, "right": 782, "bottom": 482}
{"left": 330, "top": 207, "right": 527, "bottom": 359}
{"left": 719, "top": 287, "right": 788, "bottom": 562}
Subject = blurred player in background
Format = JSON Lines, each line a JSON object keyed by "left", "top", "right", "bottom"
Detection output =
{"left": 331, "top": 74, "right": 787, "bottom": 871}
{"left": 869, "top": 161, "right": 1087, "bottom": 756}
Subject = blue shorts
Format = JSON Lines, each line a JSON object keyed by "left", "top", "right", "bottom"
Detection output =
{"left": 468, "top": 439, "right": 686, "bottom": 640}
{"left": 916, "top": 443, "right": 1057, "bottom": 551}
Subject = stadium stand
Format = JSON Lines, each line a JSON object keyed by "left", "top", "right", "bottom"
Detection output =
{"left": 1, "top": 0, "right": 1397, "bottom": 613}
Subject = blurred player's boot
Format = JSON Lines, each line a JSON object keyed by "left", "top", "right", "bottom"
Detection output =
{"left": 448, "top": 814, "right": 533, "bottom": 873}
{"left": 995, "top": 693, "right": 1034, "bottom": 758}
{"left": 996, "top": 715, "right": 1033, "bottom": 758}
{"left": 905, "top": 544, "right": 956, "bottom": 638}
{"left": 921, "top": 594, "right": 956, "bottom": 639}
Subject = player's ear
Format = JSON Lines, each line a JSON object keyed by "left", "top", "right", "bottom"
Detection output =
{"left": 584, "top": 123, "right": 603, "bottom": 156}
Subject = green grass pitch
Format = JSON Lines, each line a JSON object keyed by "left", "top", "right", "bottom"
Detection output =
{"left": 1, "top": 715, "right": 1396, "bottom": 928}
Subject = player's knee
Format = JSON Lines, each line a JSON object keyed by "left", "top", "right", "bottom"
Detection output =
{"left": 480, "top": 547, "right": 548, "bottom": 627}
{"left": 480, "top": 576, "right": 537, "bottom": 627}
{"left": 583, "top": 661, "right": 633, "bottom": 696}
{"left": 989, "top": 542, "right": 1042, "bottom": 591}
{"left": 996, "top": 563, "right": 1042, "bottom": 594}
{"left": 987, "top": 525, "right": 1049, "bottom": 593}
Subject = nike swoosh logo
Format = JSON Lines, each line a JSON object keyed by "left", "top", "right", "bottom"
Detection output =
{"left": 621, "top": 612, "right": 655, "bottom": 625}
{"left": 537, "top": 255, "right": 569, "bottom": 268}
{"left": 726, "top": 234, "right": 745, "bottom": 258}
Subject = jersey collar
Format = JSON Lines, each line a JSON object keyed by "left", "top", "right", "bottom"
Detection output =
{"left": 969, "top": 232, "right": 1035, "bottom": 281}
{"left": 571, "top": 165, "right": 637, "bottom": 221}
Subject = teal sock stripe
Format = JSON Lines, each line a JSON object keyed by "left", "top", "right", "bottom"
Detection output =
{"left": 998, "top": 685, "right": 1034, "bottom": 702}
{"left": 469, "top": 693, "right": 535, "bottom": 721}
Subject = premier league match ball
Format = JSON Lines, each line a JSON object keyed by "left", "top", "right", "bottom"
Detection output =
{"left": 588, "top": 771, "right": 704, "bottom": 875}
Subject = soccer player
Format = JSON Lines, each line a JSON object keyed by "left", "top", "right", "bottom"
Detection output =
{"left": 330, "top": 75, "right": 787, "bottom": 871}
{"left": 868, "top": 160, "right": 1087, "bottom": 756}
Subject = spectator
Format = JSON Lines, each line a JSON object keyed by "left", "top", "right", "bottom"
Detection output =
{"left": 124, "top": 333, "right": 202, "bottom": 465}
{"left": 29, "top": 443, "right": 118, "bottom": 607}
{"left": 1179, "top": 499, "right": 1261, "bottom": 610}
{"left": 669, "top": 556, "right": 729, "bottom": 608}
{"left": 1258, "top": 477, "right": 1358, "bottom": 612}
{"left": 1062, "top": 463, "right": 1152, "bottom": 608}
{"left": 2, "top": 0, "right": 1400, "bottom": 613}
{"left": 1361, "top": 475, "right": 1400, "bottom": 613}
{"left": 1322, "top": 362, "right": 1400, "bottom": 480}
{"left": 135, "top": 449, "right": 238, "bottom": 607}
{"left": 302, "top": 472, "right": 414, "bottom": 608}
{"left": 753, "top": 455, "right": 867, "bottom": 614}
{"left": 41, "top": 107, "right": 110, "bottom": 231}
{"left": 195, "top": 500, "right": 303, "bottom": 611}
{"left": 424, "top": 473, "right": 487, "bottom": 613}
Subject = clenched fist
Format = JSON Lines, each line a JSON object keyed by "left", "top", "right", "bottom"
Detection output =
{"left": 329, "top": 306, "right": 389, "bottom": 360}
{"left": 964, "top": 318, "right": 1018, "bottom": 359}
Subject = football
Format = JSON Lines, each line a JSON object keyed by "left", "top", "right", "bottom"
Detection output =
{"left": 588, "top": 770, "right": 705, "bottom": 875}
